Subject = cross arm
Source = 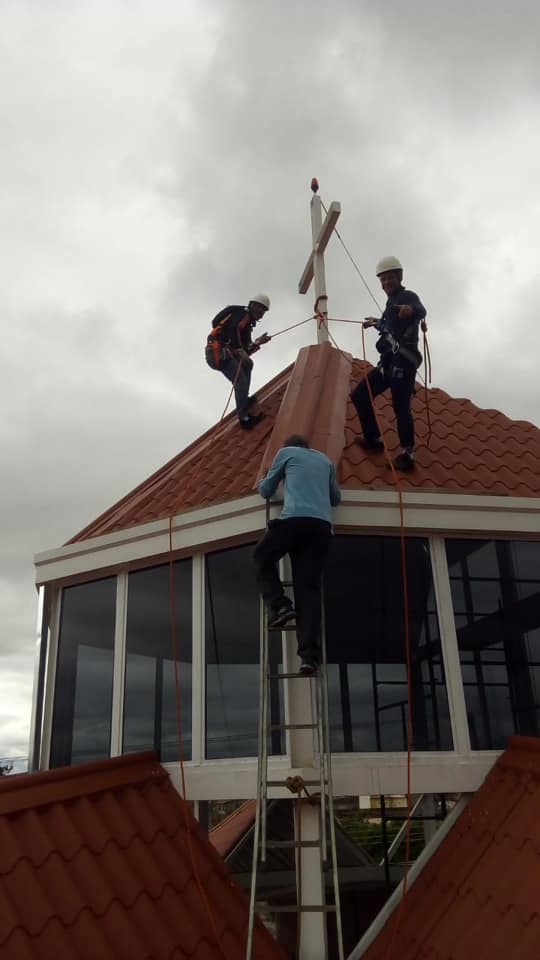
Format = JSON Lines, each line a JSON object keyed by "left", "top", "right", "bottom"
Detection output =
{"left": 298, "top": 201, "right": 341, "bottom": 294}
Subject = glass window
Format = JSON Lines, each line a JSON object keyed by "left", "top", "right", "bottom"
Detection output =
{"left": 123, "top": 560, "right": 192, "bottom": 762}
{"left": 205, "top": 544, "right": 284, "bottom": 759}
{"left": 324, "top": 535, "right": 452, "bottom": 752}
{"left": 50, "top": 577, "right": 116, "bottom": 766}
{"left": 446, "top": 538, "right": 540, "bottom": 748}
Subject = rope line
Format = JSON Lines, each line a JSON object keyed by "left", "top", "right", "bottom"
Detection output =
{"left": 356, "top": 327, "right": 414, "bottom": 960}
{"left": 320, "top": 197, "right": 383, "bottom": 313}
{"left": 168, "top": 518, "right": 227, "bottom": 960}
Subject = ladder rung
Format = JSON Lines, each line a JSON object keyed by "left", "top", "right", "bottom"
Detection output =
{"left": 264, "top": 839, "right": 321, "bottom": 849}
{"left": 270, "top": 722, "right": 317, "bottom": 731}
{"left": 267, "top": 671, "right": 315, "bottom": 680}
{"left": 266, "top": 779, "right": 328, "bottom": 788}
{"left": 257, "top": 904, "right": 337, "bottom": 914}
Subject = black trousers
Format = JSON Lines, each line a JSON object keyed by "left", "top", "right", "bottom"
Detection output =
{"left": 253, "top": 517, "right": 332, "bottom": 662}
{"left": 351, "top": 361, "right": 416, "bottom": 449}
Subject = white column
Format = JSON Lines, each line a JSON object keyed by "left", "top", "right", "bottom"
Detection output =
{"left": 110, "top": 573, "right": 128, "bottom": 756}
{"left": 282, "top": 552, "right": 326, "bottom": 958}
{"left": 430, "top": 537, "right": 471, "bottom": 754}
{"left": 191, "top": 553, "right": 205, "bottom": 765}
{"left": 39, "top": 585, "right": 61, "bottom": 769}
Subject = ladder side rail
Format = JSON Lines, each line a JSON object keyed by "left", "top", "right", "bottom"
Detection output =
{"left": 246, "top": 600, "right": 268, "bottom": 959}
{"left": 320, "top": 583, "right": 345, "bottom": 960}
{"left": 260, "top": 607, "right": 270, "bottom": 862}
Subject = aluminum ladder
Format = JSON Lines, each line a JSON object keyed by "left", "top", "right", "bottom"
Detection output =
{"left": 246, "top": 587, "right": 344, "bottom": 960}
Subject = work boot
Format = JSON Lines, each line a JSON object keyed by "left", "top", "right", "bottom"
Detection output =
{"left": 239, "top": 413, "right": 264, "bottom": 429}
{"left": 268, "top": 604, "right": 296, "bottom": 629}
{"left": 299, "top": 659, "right": 319, "bottom": 676}
{"left": 355, "top": 436, "right": 384, "bottom": 451}
{"left": 392, "top": 451, "right": 415, "bottom": 471}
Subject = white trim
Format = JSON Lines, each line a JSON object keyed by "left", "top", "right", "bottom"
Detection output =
{"left": 110, "top": 574, "right": 127, "bottom": 756}
{"left": 34, "top": 490, "right": 540, "bottom": 586}
{"left": 163, "top": 750, "right": 499, "bottom": 801}
{"left": 191, "top": 554, "right": 204, "bottom": 764}
{"left": 430, "top": 538, "right": 471, "bottom": 754}
{"left": 39, "top": 586, "right": 61, "bottom": 769}
{"left": 347, "top": 793, "right": 471, "bottom": 960}
{"left": 34, "top": 495, "right": 266, "bottom": 584}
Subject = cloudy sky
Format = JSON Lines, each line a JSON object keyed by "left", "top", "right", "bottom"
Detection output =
{"left": 2, "top": 0, "right": 539, "bottom": 762}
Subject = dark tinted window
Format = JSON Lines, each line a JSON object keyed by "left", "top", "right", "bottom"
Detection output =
{"left": 205, "top": 544, "right": 283, "bottom": 759}
{"left": 50, "top": 578, "right": 116, "bottom": 766}
{"left": 324, "top": 535, "right": 452, "bottom": 752}
{"left": 446, "top": 539, "right": 540, "bottom": 748}
{"left": 123, "top": 561, "right": 192, "bottom": 762}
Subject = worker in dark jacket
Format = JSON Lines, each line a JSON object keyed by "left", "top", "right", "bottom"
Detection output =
{"left": 206, "top": 295, "right": 271, "bottom": 428}
{"left": 254, "top": 435, "right": 341, "bottom": 675}
{"left": 351, "top": 256, "right": 426, "bottom": 471}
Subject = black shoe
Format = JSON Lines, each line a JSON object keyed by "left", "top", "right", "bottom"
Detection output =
{"left": 239, "top": 413, "right": 264, "bottom": 429}
{"left": 268, "top": 605, "right": 296, "bottom": 629}
{"left": 355, "top": 436, "right": 384, "bottom": 451}
{"left": 299, "top": 659, "right": 319, "bottom": 676}
{"left": 392, "top": 451, "right": 415, "bottom": 471}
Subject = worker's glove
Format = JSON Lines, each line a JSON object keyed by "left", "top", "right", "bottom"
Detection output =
{"left": 254, "top": 332, "right": 271, "bottom": 346}
{"left": 375, "top": 333, "right": 398, "bottom": 356}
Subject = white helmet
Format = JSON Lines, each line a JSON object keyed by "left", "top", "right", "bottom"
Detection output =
{"left": 376, "top": 256, "right": 403, "bottom": 276}
{"left": 249, "top": 293, "right": 270, "bottom": 310}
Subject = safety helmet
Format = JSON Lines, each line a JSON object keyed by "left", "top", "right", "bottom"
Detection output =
{"left": 376, "top": 256, "right": 403, "bottom": 276}
{"left": 249, "top": 293, "right": 270, "bottom": 310}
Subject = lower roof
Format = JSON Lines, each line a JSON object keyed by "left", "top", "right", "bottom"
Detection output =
{"left": 0, "top": 752, "right": 285, "bottom": 960}
{"left": 356, "top": 736, "right": 540, "bottom": 960}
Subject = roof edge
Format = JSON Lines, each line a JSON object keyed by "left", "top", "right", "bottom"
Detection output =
{"left": 0, "top": 751, "right": 165, "bottom": 816}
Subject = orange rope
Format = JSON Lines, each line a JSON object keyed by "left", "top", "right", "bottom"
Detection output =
{"left": 168, "top": 517, "right": 227, "bottom": 959}
{"left": 218, "top": 315, "right": 315, "bottom": 422}
{"left": 356, "top": 327, "right": 414, "bottom": 960}
{"left": 219, "top": 352, "right": 245, "bottom": 422}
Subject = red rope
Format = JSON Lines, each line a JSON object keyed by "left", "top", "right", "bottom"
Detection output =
{"left": 357, "top": 328, "right": 414, "bottom": 960}
{"left": 168, "top": 517, "right": 227, "bottom": 959}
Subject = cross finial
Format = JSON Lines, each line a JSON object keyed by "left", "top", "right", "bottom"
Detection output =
{"left": 298, "top": 179, "right": 341, "bottom": 344}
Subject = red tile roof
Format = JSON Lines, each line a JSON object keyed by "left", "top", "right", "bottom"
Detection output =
{"left": 209, "top": 801, "right": 256, "bottom": 858}
{"left": 359, "top": 736, "right": 540, "bottom": 960}
{"left": 0, "top": 752, "right": 285, "bottom": 960}
{"left": 70, "top": 345, "right": 540, "bottom": 542}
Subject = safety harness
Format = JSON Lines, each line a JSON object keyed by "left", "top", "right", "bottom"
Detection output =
{"left": 206, "top": 309, "right": 252, "bottom": 370}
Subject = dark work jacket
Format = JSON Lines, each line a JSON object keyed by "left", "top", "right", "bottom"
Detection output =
{"left": 375, "top": 286, "right": 426, "bottom": 368}
{"left": 209, "top": 305, "right": 255, "bottom": 351}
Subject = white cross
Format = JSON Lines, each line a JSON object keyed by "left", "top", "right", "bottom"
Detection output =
{"left": 298, "top": 184, "right": 341, "bottom": 344}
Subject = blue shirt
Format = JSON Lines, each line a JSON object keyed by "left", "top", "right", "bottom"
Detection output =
{"left": 258, "top": 446, "right": 341, "bottom": 523}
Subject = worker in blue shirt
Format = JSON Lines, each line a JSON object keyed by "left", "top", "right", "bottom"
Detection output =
{"left": 352, "top": 256, "right": 426, "bottom": 471}
{"left": 254, "top": 435, "right": 341, "bottom": 675}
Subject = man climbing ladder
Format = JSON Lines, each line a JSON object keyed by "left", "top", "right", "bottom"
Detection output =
{"left": 254, "top": 434, "right": 341, "bottom": 674}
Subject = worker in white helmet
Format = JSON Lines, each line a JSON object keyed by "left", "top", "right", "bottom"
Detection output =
{"left": 351, "top": 257, "right": 426, "bottom": 471}
{"left": 205, "top": 295, "right": 272, "bottom": 428}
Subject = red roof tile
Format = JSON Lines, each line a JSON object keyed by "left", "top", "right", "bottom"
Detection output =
{"left": 70, "top": 346, "right": 540, "bottom": 542}
{"left": 0, "top": 752, "right": 285, "bottom": 960}
{"left": 359, "top": 736, "right": 540, "bottom": 960}
{"left": 209, "top": 801, "right": 256, "bottom": 858}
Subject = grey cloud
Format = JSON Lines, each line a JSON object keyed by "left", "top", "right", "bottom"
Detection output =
{"left": 2, "top": 0, "right": 540, "bottom": 758}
